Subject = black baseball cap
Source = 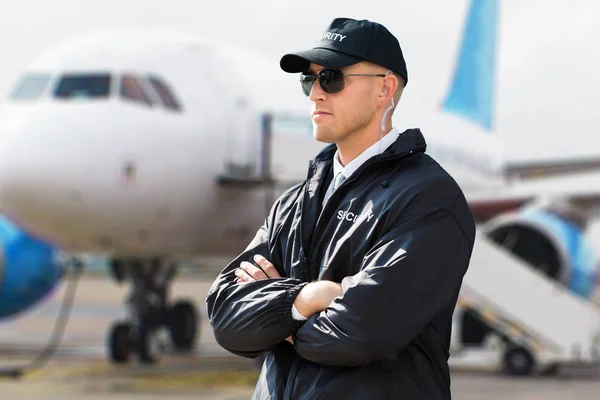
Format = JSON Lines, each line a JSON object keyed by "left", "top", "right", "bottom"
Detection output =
{"left": 280, "top": 17, "right": 408, "bottom": 85}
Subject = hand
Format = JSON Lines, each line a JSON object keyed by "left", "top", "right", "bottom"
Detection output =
{"left": 235, "top": 254, "right": 281, "bottom": 283}
{"left": 293, "top": 281, "right": 343, "bottom": 318}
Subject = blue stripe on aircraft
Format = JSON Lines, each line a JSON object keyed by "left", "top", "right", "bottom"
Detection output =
{"left": 442, "top": 0, "right": 499, "bottom": 131}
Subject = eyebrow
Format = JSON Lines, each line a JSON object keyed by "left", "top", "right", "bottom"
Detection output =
{"left": 306, "top": 65, "right": 337, "bottom": 74}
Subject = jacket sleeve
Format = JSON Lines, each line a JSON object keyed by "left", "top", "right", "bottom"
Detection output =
{"left": 205, "top": 196, "right": 309, "bottom": 359}
{"left": 292, "top": 206, "right": 474, "bottom": 366}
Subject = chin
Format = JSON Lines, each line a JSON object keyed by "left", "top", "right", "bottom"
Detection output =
{"left": 313, "top": 128, "right": 337, "bottom": 144}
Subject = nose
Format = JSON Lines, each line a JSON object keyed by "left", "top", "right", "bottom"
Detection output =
{"left": 308, "top": 76, "right": 327, "bottom": 102}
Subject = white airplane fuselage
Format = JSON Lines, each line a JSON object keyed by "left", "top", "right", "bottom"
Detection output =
{"left": 0, "top": 28, "right": 503, "bottom": 260}
{"left": 0, "top": 103, "right": 265, "bottom": 257}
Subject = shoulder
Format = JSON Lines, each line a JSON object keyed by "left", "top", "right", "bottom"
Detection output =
{"left": 388, "top": 152, "right": 474, "bottom": 226}
{"left": 267, "top": 181, "right": 304, "bottom": 217}
{"left": 392, "top": 153, "right": 463, "bottom": 204}
{"left": 277, "top": 181, "right": 304, "bottom": 206}
{"left": 407, "top": 153, "right": 475, "bottom": 240}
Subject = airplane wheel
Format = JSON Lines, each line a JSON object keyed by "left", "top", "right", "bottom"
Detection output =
{"left": 108, "top": 322, "right": 131, "bottom": 364}
{"left": 503, "top": 346, "right": 535, "bottom": 376}
{"left": 136, "top": 328, "right": 161, "bottom": 365}
{"left": 168, "top": 300, "right": 198, "bottom": 351}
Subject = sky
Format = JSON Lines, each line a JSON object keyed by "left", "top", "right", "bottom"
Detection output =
{"left": 0, "top": 0, "right": 598, "bottom": 163}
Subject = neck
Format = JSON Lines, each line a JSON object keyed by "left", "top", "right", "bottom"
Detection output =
{"left": 336, "top": 117, "right": 393, "bottom": 166}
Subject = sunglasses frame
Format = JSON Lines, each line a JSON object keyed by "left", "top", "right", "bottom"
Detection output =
{"left": 300, "top": 68, "right": 386, "bottom": 96}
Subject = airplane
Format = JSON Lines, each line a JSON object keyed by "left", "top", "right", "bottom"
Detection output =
{"left": 0, "top": 0, "right": 597, "bottom": 365}
{"left": 0, "top": 28, "right": 319, "bottom": 364}
{"left": 0, "top": 214, "right": 63, "bottom": 320}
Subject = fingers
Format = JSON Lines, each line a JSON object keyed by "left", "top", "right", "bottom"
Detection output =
{"left": 235, "top": 267, "right": 255, "bottom": 284}
{"left": 237, "top": 261, "right": 268, "bottom": 282}
{"left": 235, "top": 255, "right": 282, "bottom": 284}
{"left": 252, "top": 254, "right": 281, "bottom": 278}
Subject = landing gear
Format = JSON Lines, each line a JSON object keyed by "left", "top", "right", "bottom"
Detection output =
{"left": 108, "top": 322, "right": 132, "bottom": 363}
{"left": 168, "top": 300, "right": 198, "bottom": 351}
{"left": 106, "top": 258, "right": 200, "bottom": 365}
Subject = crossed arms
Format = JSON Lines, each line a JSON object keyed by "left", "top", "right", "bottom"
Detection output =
{"left": 205, "top": 206, "right": 472, "bottom": 367}
{"left": 235, "top": 254, "right": 344, "bottom": 344}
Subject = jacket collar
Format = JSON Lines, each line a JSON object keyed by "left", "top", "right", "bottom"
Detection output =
{"left": 304, "top": 128, "right": 427, "bottom": 207}
{"left": 313, "top": 128, "right": 427, "bottom": 165}
{"left": 385, "top": 128, "right": 427, "bottom": 157}
{"left": 332, "top": 128, "right": 401, "bottom": 182}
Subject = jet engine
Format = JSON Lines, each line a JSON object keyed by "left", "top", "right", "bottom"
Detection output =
{"left": 0, "top": 215, "right": 63, "bottom": 319}
{"left": 460, "top": 200, "right": 598, "bottom": 345}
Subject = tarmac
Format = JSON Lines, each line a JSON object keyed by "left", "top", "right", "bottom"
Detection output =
{"left": 0, "top": 269, "right": 599, "bottom": 399}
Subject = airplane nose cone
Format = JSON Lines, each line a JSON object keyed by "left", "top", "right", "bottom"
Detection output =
{"left": 0, "top": 103, "right": 101, "bottom": 240}
{"left": 0, "top": 101, "right": 135, "bottom": 249}
{"left": 0, "top": 103, "right": 108, "bottom": 196}
{"left": 0, "top": 106, "right": 55, "bottom": 224}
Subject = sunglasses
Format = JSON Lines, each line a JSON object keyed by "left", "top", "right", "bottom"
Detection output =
{"left": 300, "top": 68, "right": 386, "bottom": 96}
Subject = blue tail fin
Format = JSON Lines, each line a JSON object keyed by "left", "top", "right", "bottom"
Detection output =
{"left": 442, "top": 0, "right": 499, "bottom": 131}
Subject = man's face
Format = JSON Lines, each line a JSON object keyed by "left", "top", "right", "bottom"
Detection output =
{"left": 306, "top": 62, "right": 384, "bottom": 145}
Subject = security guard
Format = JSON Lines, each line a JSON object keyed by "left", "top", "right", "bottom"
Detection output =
{"left": 207, "top": 17, "right": 476, "bottom": 399}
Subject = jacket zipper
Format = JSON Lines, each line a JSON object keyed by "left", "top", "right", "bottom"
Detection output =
{"left": 283, "top": 151, "right": 416, "bottom": 395}
{"left": 308, "top": 153, "right": 402, "bottom": 270}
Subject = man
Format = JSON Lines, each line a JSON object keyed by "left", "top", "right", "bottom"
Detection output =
{"left": 206, "top": 17, "right": 476, "bottom": 399}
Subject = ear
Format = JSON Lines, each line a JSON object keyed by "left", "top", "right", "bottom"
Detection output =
{"left": 377, "top": 72, "right": 398, "bottom": 107}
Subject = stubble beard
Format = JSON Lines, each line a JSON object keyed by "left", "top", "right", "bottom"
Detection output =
{"left": 313, "top": 125, "right": 337, "bottom": 144}
{"left": 313, "top": 113, "right": 372, "bottom": 146}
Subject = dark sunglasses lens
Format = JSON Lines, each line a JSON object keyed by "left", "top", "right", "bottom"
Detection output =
{"left": 300, "top": 74, "right": 316, "bottom": 96}
{"left": 319, "top": 69, "right": 344, "bottom": 94}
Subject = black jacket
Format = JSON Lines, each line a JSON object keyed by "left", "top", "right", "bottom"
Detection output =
{"left": 206, "top": 129, "right": 476, "bottom": 399}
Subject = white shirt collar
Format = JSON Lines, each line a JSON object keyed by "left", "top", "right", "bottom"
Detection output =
{"left": 332, "top": 127, "right": 400, "bottom": 180}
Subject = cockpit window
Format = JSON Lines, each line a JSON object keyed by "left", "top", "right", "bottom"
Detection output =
{"left": 54, "top": 74, "right": 111, "bottom": 99}
{"left": 120, "top": 74, "right": 153, "bottom": 106}
{"left": 147, "top": 76, "right": 182, "bottom": 112}
{"left": 10, "top": 74, "right": 51, "bottom": 100}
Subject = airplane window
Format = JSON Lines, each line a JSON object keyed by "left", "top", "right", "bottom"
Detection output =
{"left": 120, "top": 75, "right": 153, "bottom": 106}
{"left": 54, "top": 74, "right": 111, "bottom": 99}
{"left": 10, "top": 74, "right": 51, "bottom": 100}
{"left": 147, "top": 76, "right": 182, "bottom": 112}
